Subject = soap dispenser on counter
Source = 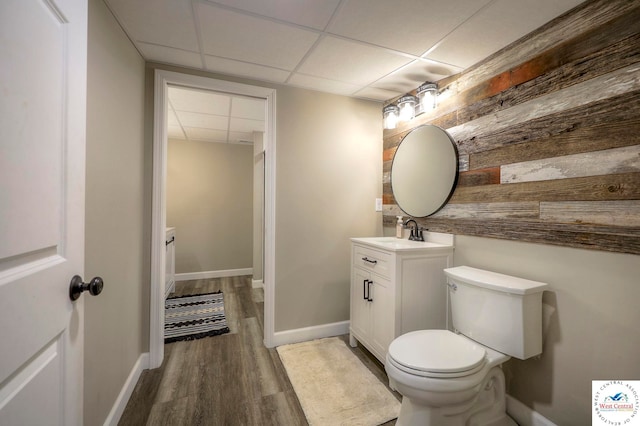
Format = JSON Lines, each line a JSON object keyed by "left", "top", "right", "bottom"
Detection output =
{"left": 396, "top": 216, "right": 403, "bottom": 238}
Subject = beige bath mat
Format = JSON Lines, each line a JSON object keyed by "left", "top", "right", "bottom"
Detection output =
{"left": 277, "top": 337, "right": 400, "bottom": 425}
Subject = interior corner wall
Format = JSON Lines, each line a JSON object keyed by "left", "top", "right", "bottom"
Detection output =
{"left": 167, "top": 139, "right": 253, "bottom": 274}
{"left": 85, "top": 0, "right": 146, "bottom": 424}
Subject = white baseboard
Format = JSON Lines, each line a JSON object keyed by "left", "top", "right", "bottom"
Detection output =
{"left": 271, "top": 320, "right": 350, "bottom": 347}
{"left": 251, "top": 279, "right": 263, "bottom": 289}
{"left": 175, "top": 268, "right": 253, "bottom": 281}
{"left": 104, "top": 352, "right": 149, "bottom": 426}
{"left": 506, "top": 395, "right": 557, "bottom": 426}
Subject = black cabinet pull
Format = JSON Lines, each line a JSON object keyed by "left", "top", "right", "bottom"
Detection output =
{"left": 363, "top": 279, "right": 368, "bottom": 300}
{"left": 362, "top": 257, "right": 377, "bottom": 265}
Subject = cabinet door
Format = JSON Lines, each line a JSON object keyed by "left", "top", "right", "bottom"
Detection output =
{"left": 351, "top": 268, "right": 371, "bottom": 339}
{"left": 369, "top": 275, "right": 395, "bottom": 360}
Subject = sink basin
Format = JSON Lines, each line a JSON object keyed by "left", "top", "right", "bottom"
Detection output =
{"left": 351, "top": 236, "right": 453, "bottom": 252}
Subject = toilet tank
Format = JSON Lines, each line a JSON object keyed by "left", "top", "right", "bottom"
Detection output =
{"left": 444, "top": 266, "right": 548, "bottom": 360}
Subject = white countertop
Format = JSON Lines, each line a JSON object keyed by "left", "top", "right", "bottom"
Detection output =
{"left": 351, "top": 235, "right": 454, "bottom": 252}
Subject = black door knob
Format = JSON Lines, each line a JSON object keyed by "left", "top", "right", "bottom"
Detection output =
{"left": 69, "top": 275, "right": 104, "bottom": 301}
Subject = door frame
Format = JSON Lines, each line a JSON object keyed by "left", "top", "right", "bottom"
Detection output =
{"left": 150, "top": 70, "right": 276, "bottom": 368}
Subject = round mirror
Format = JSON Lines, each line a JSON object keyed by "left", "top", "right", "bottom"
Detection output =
{"left": 391, "top": 125, "right": 458, "bottom": 217}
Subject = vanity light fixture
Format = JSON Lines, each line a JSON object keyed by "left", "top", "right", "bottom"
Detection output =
{"left": 417, "top": 82, "right": 437, "bottom": 113}
{"left": 383, "top": 104, "right": 399, "bottom": 129}
{"left": 397, "top": 95, "right": 417, "bottom": 122}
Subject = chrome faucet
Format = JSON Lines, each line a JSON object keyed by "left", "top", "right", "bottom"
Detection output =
{"left": 403, "top": 219, "right": 425, "bottom": 241}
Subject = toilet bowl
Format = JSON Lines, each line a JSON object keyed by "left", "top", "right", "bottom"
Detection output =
{"left": 386, "top": 330, "right": 514, "bottom": 426}
{"left": 384, "top": 266, "right": 548, "bottom": 426}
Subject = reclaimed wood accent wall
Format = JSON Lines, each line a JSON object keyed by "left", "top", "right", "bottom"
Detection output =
{"left": 382, "top": 0, "right": 640, "bottom": 255}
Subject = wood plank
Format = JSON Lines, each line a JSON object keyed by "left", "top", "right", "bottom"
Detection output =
{"left": 448, "top": 64, "right": 640, "bottom": 154}
{"left": 382, "top": 217, "right": 640, "bottom": 255}
{"left": 430, "top": 202, "right": 539, "bottom": 220}
{"left": 458, "top": 31, "right": 640, "bottom": 124}
{"left": 470, "top": 116, "right": 640, "bottom": 170}
{"left": 383, "top": 147, "right": 397, "bottom": 162}
{"left": 501, "top": 145, "right": 640, "bottom": 184}
{"left": 448, "top": 172, "right": 640, "bottom": 204}
{"left": 540, "top": 200, "right": 640, "bottom": 227}
{"left": 458, "top": 167, "right": 500, "bottom": 187}
{"left": 458, "top": 89, "right": 640, "bottom": 157}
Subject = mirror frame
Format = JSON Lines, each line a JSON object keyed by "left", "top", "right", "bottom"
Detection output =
{"left": 390, "top": 124, "right": 459, "bottom": 218}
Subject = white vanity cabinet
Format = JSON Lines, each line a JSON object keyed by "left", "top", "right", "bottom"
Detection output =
{"left": 349, "top": 235, "right": 454, "bottom": 364}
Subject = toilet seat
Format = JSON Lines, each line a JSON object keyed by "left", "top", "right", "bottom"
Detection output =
{"left": 387, "top": 330, "right": 487, "bottom": 378}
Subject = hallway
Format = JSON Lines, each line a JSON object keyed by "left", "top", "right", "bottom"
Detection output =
{"left": 119, "top": 276, "right": 398, "bottom": 425}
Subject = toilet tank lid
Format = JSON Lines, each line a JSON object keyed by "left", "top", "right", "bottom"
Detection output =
{"left": 444, "top": 266, "right": 548, "bottom": 295}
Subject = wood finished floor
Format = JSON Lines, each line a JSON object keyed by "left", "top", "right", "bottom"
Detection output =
{"left": 118, "top": 276, "right": 399, "bottom": 426}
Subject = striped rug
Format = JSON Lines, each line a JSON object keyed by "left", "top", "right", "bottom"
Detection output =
{"left": 164, "top": 291, "right": 230, "bottom": 343}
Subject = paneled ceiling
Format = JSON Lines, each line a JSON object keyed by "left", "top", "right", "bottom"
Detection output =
{"left": 105, "top": 0, "right": 585, "bottom": 102}
{"left": 106, "top": 0, "right": 586, "bottom": 144}
{"left": 168, "top": 86, "right": 264, "bottom": 144}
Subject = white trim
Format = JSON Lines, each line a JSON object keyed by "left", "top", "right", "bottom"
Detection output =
{"left": 150, "top": 70, "right": 168, "bottom": 369}
{"left": 271, "top": 321, "right": 350, "bottom": 347}
{"left": 151, "top": 69, "right": 277, "bottom": 366}
{"left": 251, "top": 279, "right": 264, "bottom": 289}
{"left": 506, "top": 395, "right": 557, "bottom": 426}
{"left": 103, "top": 353, "right": 149, "bottom": 426}
{"left": 175, "top": 268, "right": 253, "bottom": 281}
{"left": 262, "top": 83, "right": 276, "bottom": 349}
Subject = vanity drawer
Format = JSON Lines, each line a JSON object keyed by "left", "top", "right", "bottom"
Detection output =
{"left": 353, "top": 245, "right": 392, "bottom": 278}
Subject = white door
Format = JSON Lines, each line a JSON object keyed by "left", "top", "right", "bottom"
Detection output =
{"left": 0, "top": 0, "right": 88, "bottom": 424}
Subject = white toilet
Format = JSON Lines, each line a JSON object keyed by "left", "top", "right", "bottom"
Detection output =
{"left": 385, "top": 266, "right": 548, "bottom": 426}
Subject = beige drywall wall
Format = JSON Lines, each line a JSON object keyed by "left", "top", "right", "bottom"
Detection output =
{"left": 452, "top": 236, "right": 640, "bottom": 425}
{"left": 146, "top": 62, "right": 382, "bottom": 334}
{"left": 167, "top": 139, "right": 253, "bottom": 273}
{"left": 274, "top": 87, "right": 382, "bottom": 331}
{"left": 85, "top": 0, "right": 146, "bottom": 424}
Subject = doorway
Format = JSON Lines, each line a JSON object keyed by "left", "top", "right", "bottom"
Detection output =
{"left": 150, "top": 70, "right": 276, "bottom": 368}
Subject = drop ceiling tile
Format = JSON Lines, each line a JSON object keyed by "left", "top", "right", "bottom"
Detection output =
{"left": 185, "top": 127, "right": 228, "bottom": 142}
{"left": 353, "top": 87, "right": 403, "bottom": 102}
{"left": 138, "top": 43, "right": 203, "bottom": 69}
{"left": 229, "top": 117, "right": 265, "bottom": 133}
{"left": 328, "top": 0, "right": 493, "bottom": 56}
{"left": 178, "top": 111, "right": 229, "bottom": 130}
{"left": 426, "top": 0, "right": 586, "bottom": 69}
{"left": 296, "top": 36, "right": 413, "bottom": 86}
{"left": 197, "top": 3, "right": 320, "bottom": 70}
{"left": 167, "top": 107, "right": 180, "bottom": 126}
{"left": 206, "top": 0, "right": 341, "bottom": 30}
{"left": 169, "top": 88, "right": 231, "bottom": 116}
{"left": 106, "top": 0, "right": 198, "bottom": 50}
{"left": 228, "top": 131, "right": 254, "bottom": 143}
{"left": 168, "top": 126, "right": 186, "bottom": 140}
{"left": 371, "top": 59, "right": 462, "bottom": 93}
{"left": 287, "top": 73, "right": 362, "bottom": 96}
{"left": 231, "top": 97, "right": 265, "bottom": 121}
{"left": 204, "top": 55, "right": 291, "bottom": 83}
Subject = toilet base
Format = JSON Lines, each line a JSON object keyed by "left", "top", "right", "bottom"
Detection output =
{"left": 394, "top": 367, "right": 516, "bottom": 426}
